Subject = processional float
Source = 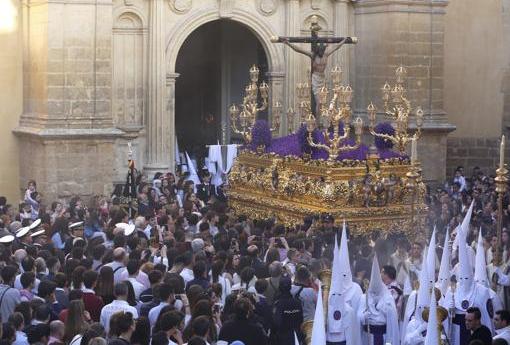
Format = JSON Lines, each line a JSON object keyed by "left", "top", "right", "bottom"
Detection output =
{"left": 227, "top": 16, "right": 427, "bottom": 238}
{"left": 224, "top": 15, "right": 449, "bottom": 345}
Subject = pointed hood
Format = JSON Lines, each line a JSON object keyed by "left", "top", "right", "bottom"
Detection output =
{"left": 403, "top": 274, "right": 413, "bottom": 296}
{"left": 311, "top": 282, "right": 326, "bottom": 344}
{"left": 456, "top": 228, "right": 475, "bottom": 303}
{"left": 424, "top": 289, "right": 439, "bottom": 345}
{"left": 175, "top": 136, "right": 181, "bottom": 165}
{"left": 185, "top": 152, "right": 201, "bottom": 187}
{"left": 437, "top": 228, "right": 451, "bottom": 295}
{"left": 426, "top": 227, "right": 437, "bottom": 286}
{"left": 367, "top": 255, "right": 387, "bottom": 298}
{"left": 416, "top": 249, "right": 430, "bottom": 322}
{"left": 338, "top": 221, "right": 353, "bottom": 288}
{"left": 459, "top": 200, "right": 474, "bottom": 239}
{"left": 474, "top": 229, "right": 489, "bottom": 287}
{"left": 329, "top": 233, "right": 341, "bottom": 297}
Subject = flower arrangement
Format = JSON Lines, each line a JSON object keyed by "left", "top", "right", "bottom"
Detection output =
{"left": 374, "top": 122, "right": 395, "bottom": 150}
{"left": 249, "top": 119, "right": 272, "bottom": 151}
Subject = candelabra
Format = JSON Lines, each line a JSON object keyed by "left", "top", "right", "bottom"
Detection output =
{"left": 296, "top": 82, "right": 312, "bottom": 123}
{"left": 229, "top": 65, "right": 280, "bottom": 142}
{"left": 302, "top": 66, "right": 363, "bottom": 162}
{"left": 367, "top": 66, "right": 424, "bottom": 154}
{"left": 494, "top": 135, "right": 508, "bottom": 266}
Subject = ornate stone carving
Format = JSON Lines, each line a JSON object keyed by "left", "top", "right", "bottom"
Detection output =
{"left": 169, "top": 0, "right": 192, "bottom": 14}
{"left": 259, "top": 0, "right": 276, "bottom": 16}
{"left": 311, "top": 0, "right": 322, "bottom": 10}
{"left": 219, "top": 0, "right": 234, "bottom": 18}
{"left": 124, "top": 0, "right": 134, "bottom": 6}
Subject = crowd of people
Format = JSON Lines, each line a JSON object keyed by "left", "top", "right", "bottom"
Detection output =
{"left": 0, "top": 165, "right": 508, "bottom": 345}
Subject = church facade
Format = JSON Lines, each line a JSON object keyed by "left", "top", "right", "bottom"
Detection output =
{"left": 1, "top": 0, "right": 508, "bottom": 201}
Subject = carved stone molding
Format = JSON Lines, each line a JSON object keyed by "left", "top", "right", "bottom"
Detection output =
{"left": 311, "top": 0, "right": 321, "bottom": 10}
{"left": 219, "top": 0, "right": 234, "bottom": 18}
{"left": 169, "top": 0, "right": 192, "bottom": 14}
{"left": 259, "top": 0, "right": 277, "bottom": 16}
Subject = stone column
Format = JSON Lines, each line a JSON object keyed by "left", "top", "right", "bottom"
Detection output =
{"left": 333, "top": 0, "right": 351, "bottom": 84}
{"left": 166, "top": 73, "right": 179, "bottom": 174}
{"left": 267, "top": 71, "right": 286, "bottom": 135}
{"left": 284, "top": 0, "right": 300, "bottom": 130}
{"left": 145, "top": 0, "right": 170, "bottom": 176}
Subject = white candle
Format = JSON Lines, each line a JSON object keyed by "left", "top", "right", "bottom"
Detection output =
{"left": 411, "top": 137, "right": 418, "bottom": 164}
{"left": 500, "top": 135, "right": 505, "bottom": 170}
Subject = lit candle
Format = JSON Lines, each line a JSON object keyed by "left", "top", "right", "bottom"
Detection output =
{"left": 500, "top": 135, "right": 506, "bottom": 170}
{"left": 411, "top": 137, "right": 418, "bottom": 164}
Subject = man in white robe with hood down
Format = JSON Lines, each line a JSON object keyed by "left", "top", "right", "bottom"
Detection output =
{"left": 446, "top": 227, "right": 493, "bottom": 345}
{"left": 358, "top": 256, "right": 400, "bottom": 345}
{"left": 326, "top": 224, "right": 362, "bottom": 345}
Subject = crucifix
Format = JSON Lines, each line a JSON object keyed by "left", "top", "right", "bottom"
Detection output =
{"left": 271, "top": 15, "right": 358, "bottom": 115}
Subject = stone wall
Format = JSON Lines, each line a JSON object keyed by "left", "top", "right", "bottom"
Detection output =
{"left": 0, "top": 0, "right": 22, "bottom": 202}
{"left": 446, "top": 137, "right": 502, "bottom": 179}
{"left": 17, "top": 135, "right": 117, "bottom": 200}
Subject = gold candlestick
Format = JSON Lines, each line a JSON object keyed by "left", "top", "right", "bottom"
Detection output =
{"left": 494, "top": 135, "right": 508, "bottom": 266}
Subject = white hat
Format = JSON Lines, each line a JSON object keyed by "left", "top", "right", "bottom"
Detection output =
{"left": 115, "top": 223, "right": 135, "bottom": 236}
{"left": 29, "top": 219, "right": 42, "bottom": 230}
{"left": 31, "top": 229, "right": 46, "bottom": 238}
{"left": 16, "top": 226, "right": 30, "bottom": 238}
{"left": 437, "top": 228, "right": 451, "bottom": 295}
{"left": 69, "top": 221, "right": 84, "bottom": 230}
{"left": 474, "top": 229, "right": 489, "bottom": 287}
{"left": 0, "top": 234, "right": 15, "bottom": 244}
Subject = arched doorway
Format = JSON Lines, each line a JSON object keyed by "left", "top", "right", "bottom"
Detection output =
{"left": 175, "top": 20, "right": 268, "bottom": 165}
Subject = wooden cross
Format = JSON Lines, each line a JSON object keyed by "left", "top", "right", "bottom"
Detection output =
{"left": 271, "top": 15, "right": 358, "bottom": 114}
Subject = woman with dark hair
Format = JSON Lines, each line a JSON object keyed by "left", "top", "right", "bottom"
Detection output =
{"left": 64, "top": 300, "right": 91, "bottom": 344}
{"left": 182, "top": 300, "right": 218, "bottom": 344}
{"left": 71, "top": 266, "right": 86, "bottom": 290}
{"left": 84, "top": 206, "right": 104, "bottom": 240}
{"left": 95, "top": 266, "right": 115, "bottom": 305}
{"left": 210, "top": 260, "right": 231, "bottom": 305}
{"left": 131, "top": 316, "right": 151, "bottom": 345}
{"left": 51, "top": 217, "right": 70, "bottom": 250}
{"left": 125, "top": 281, "right": 139, "bottom": 310}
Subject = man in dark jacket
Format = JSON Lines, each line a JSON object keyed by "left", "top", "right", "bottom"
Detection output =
{"left": 270, "top": 276, "right": 304, "bottom": 345}
{"left": 218, "top": 297, "right": 268, "bottom": 345}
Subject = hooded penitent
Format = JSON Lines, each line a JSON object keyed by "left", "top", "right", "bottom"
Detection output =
{"left": 474, "top": 229, "right": 489, "bottom": 287}
{"left": 437, "top": 228, "right": 451, "bottom": 296}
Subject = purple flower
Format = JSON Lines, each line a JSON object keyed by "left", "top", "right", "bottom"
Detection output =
{"left": 250, "top": 119, "right": 272, "bottom": 151}
{"left": 374, "top": 122, "right": 395, "bottom": 150}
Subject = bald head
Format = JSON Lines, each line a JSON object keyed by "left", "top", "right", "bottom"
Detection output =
{"left": 14, "top": 249, "right": 27, "bottom": 263}
{"left": 50, "top": 320, "right": 64, "bottom": 338}
{"left": 113, "top": 247, "right": 126, "bottom": 262}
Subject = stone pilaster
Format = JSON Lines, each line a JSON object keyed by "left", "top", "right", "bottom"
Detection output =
{"left": 145, "top": 0, "right": 170, "bottom": 176}
{"left": 166, "top": 73, "right": 179, "bottom": 174}
{"left": 352, "top": 0, "right": 454, "bottom": 183}
{"left": 333, "top": 0, "right": 352, "bottom": 85}
{"left": 15, "top": 0, "right": 121, "bottom": 200}
{"left": 267, "top": 71, "right": 286, "bottom": 135}
{"left": 284, "top": 0, "right": 300, "bottom": 130}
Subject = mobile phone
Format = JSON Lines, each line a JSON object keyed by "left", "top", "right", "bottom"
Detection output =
{"left": 213, "top": 303, "right": 221, "bottom": 313}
